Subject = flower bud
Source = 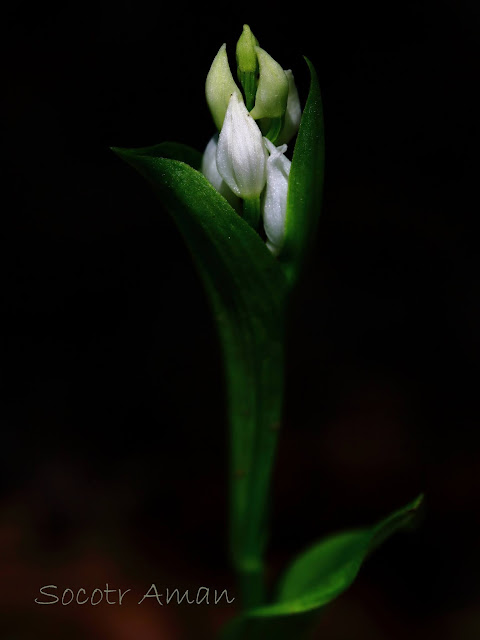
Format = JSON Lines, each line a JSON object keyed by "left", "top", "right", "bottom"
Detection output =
{"left": 216, "top": 93, "right": 268, "bottom": 200}
{"left": 236, "top": 24, "right": 259, "bottom": 111}
{"left": 249, "top": 47, "right": 289, "bottom": 121}
{"left": 262, "top": 138, "right": 291, "bottom": 255}
{"left": 276, "top": 69, "right": 302, "bottom": 145}
{"left": 201, "top": 134, "right": 240, "bottom": 209}
{"left": 206, "top": 44, "right": 242, "bottom": 131}
{"left": 236, "top": 24, "right": 258, "bottom": 75}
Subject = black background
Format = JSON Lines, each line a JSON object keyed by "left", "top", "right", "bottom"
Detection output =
{"left": 2, "top": 1, "right": 479, "bottom": 638}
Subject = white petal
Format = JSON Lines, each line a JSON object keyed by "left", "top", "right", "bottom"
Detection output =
{"left": 262, "top": 138, "right": 291, "bottom": 255}
{"left": 201, "top": 134, "right": 240, "bottom": 209}
{"left": 216, "top": 93, "right": 268, "bottom": 199}
{"left": 201, "top": 134, "right": 223, "bottom": 191}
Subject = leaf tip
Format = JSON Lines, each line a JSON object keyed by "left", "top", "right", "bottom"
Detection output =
{"left": 109, "top": 146, "right": 131, "bottom": 158}
{"left": 409, "top": 493, "right": 425, "bottom": 513}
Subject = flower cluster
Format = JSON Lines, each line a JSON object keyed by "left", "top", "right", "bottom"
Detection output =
{"left": 201, "top": 25, "right": 301, "bottom": 255}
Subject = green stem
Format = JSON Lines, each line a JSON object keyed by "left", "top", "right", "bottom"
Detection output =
{"left": 230, "top": 326, "right": 285, "bottom": 610}
{"left": 265, "top": 116, "right": 285, "bottom": 145}
{"left": 212, "top": 284, "right": 285, "bottom": 611}
{"left": 238, "top": 70, "right": 258, "bottom": 112}
{"left": 242, "top": 197, "right": 261, "bottom": 232}
{"left": 237, "top": 561, "right": 265, "bottom": 610}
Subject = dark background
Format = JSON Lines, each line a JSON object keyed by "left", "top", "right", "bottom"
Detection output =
{"left": 2, "top": 1, "right": 479, "bottom": 638}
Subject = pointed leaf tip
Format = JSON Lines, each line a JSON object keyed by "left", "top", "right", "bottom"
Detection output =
{"left": 221, "top": 494, "right": 424, "bottom": 637}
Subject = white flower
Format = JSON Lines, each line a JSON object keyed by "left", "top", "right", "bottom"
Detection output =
{"left": 262, "top": 138, "right": 291, "bottom": 255}
{"left": 201, "top": 134, "right": 240, "bottom": 209}
{"left": 216, "top": 93, "right": 268, "bottom": 200}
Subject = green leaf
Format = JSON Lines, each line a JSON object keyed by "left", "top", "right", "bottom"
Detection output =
{"left": 280, "top": 57, "right": 325, "bottom": 287}
{"left": 111, "top": 141, "right": 288, "bottom": 607}
{"left": 112, "top": 141, "right": 202, "bottom": 169}
{"left": 222, "top": 494, "right": 423, "bottom": 638}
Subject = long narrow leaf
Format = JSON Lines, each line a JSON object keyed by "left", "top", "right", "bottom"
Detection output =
{"left": 112, "top": 143, "right": 287, "bottom": 594}
{"left": 280, "top": 58, "right": 325, "bottom": 286}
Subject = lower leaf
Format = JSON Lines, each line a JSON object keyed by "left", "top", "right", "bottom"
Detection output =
{"left": 221, "top": 494, "right": 423, "bottom": 638}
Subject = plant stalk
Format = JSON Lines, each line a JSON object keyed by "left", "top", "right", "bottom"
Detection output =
{"left": 225, "top": 317, "right": 285, "bottom": 610}
{"left": 242, "top": 197, "right": 261, "bottom": 232}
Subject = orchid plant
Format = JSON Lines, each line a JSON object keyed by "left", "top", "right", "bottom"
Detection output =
{"left": 112, "top": 25, "right": 422, "bottom": 639}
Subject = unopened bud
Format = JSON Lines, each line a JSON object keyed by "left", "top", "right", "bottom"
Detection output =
{"left": 206, "top": 44, "right": 242, "bottom": 131}
{"left": 276, "top": 70, "right": 302, "bottom": 145}
{"left": 216, "top": 93, "right": 267, "bottom": 200}
{"left": 236, "top": 24, "right": 259, "bottom": 75}
{"left": 201, "top": 134, "right": 240, "bottom": 209}
{"left": 262, "top": 138, "right": 291, "bottom": 255}
{"left": 249, "top": 47, "right": 289, "bottom": 121}
{"left": 236, "top": 24, "right": 259, "bottom": 112}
